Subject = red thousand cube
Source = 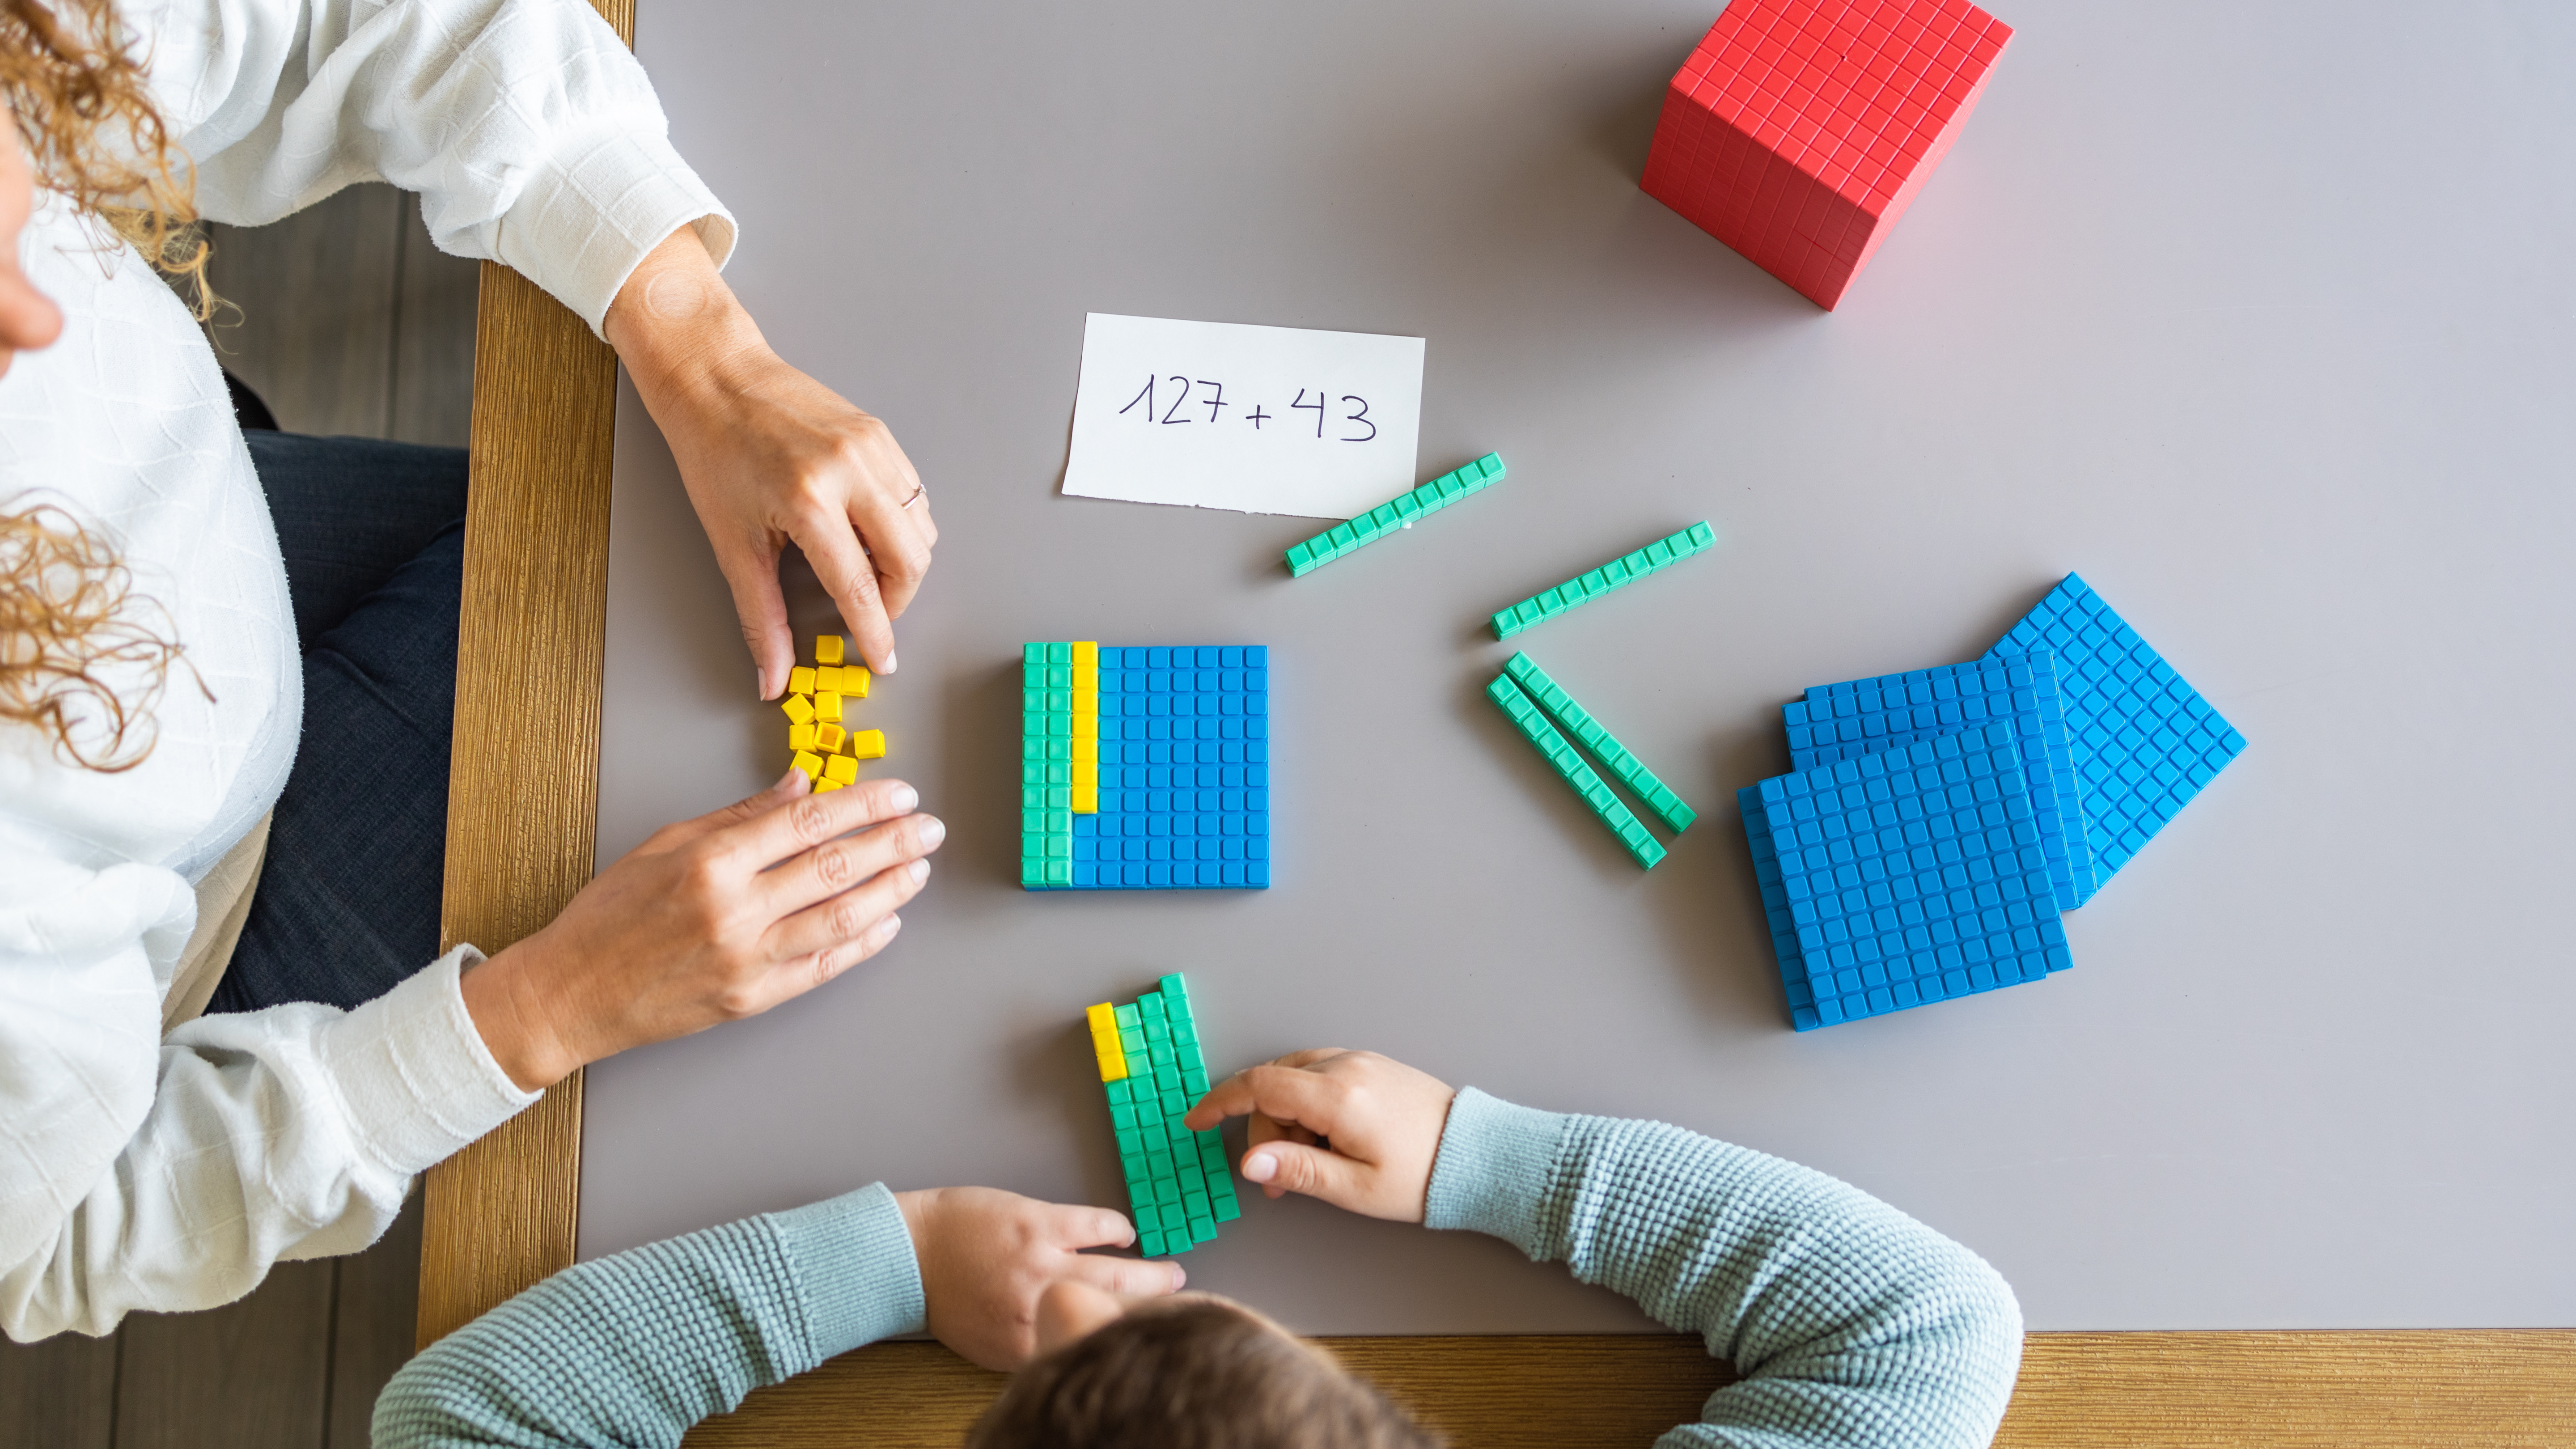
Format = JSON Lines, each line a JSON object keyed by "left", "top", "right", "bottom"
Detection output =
{"left": 1641, "top": 0, "right": 2012, "bottom": 309}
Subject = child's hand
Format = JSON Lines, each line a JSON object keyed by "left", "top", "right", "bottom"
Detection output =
{"left": 895, "top": 1187, "right": 1183, "bottom": 1371}
{"left": 1183, "top": 1050, "right": 1457, "bottom": 1223}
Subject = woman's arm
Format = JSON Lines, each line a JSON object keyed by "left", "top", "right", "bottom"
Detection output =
{"left": 0, "top": 847, "right": 535, "bottom": 1339}
{"left": 0, "top": 771, "right": 937, "bottom": 1340}
{"left": 130, "top": 0, "right": 729, "bottom": 337}
{"left": 126, "top": 0, "right": 934, "bottom": 682}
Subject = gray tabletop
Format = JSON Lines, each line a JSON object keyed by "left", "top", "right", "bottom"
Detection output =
{"left": 579, "top": 0, "right": 2576, "bottom": 1331}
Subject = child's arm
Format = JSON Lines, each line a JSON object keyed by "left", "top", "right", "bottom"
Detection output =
{"left": 372, "top": 1185, "right": 1178, "bottom": 1449}
{"left": 372, "top": 1185, "right": 916, "bottom": 1449}
{"left": 1432, "top": 1089, "right": 2022, "bottom": 1449}
{"left": 1188, "top": 1054, "right": 2023, "bottom": 1449}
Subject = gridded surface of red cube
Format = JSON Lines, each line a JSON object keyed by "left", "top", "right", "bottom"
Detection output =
{"left": 1641, "top": 0, "right": 2012, "bottom": 309}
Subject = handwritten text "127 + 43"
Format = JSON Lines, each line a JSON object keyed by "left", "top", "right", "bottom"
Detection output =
{"left": 1118, "top": 374, "right": 1378, "bottom": 441}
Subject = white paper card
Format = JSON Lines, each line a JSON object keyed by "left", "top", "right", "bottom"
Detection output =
{"left": 1062, "top": 313, "right": 1424, "bottom": 520}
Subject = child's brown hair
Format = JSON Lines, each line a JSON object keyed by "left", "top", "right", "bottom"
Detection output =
{"left": 967, "top": 1298, "right": 1437, "bottom": 1449}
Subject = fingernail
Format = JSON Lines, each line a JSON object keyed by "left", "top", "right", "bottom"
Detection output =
{"left": 917, "top": 815, "right": 946, "bottom": 848}
{"left": 889, "top": 784, "right": 920, "bottom": 813}
{"left": 1241, "top": 1151, "right": 1275, "bottom": 1184}
{"left": 758, "top": 667, "right": 776, "bottom": 700}
{"left": 878, "top": 913, "right": 902, "bottom": 941}
{"left": 880, "top": 652, "right": 898, "bottom": 675}
{"left": 907, "top": 858, "right": 930, "bottom": 884}
{"left": 1169, "top": 1265, "right": 1187, "bottom": 1290}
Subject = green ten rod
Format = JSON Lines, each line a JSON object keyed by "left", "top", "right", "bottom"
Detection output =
{"left": 1491, "top": 521, "right": 1715, "bottom": 639}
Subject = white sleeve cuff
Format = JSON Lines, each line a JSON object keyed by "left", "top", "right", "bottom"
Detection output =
{"left": 317, "top": 945, "right": 541, "bottom": 1178}
{"left": 490, "top": 121, "right": 738, "bottom": 339}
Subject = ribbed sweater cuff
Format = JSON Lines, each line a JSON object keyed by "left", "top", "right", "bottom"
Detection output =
{"left": 763, "top": 1184, "right": 925, "bottom": 1360}
{"left": 1422, "top": 1088, "right": 1573, "bottom": 1260}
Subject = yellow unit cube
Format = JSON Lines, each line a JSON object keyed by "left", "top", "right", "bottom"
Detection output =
{"left": 826, "top": 665, "right": 871, "bottom": 699}
{"left": 846, "top": 729, "right": 886, "bottom": 760}
{"left": 816, "top": 722, "right": 847, "bottom": 754}
{"left": 814, "top": 777, "right": 846, "bottom": 792}
{"left": 1071, "top": 784, "right": 1097, "bottom": 814}
{"left": 788, "top": 722, "right": 818, "bottom": 752}
{"left": 816, "top": 691, "right": 843, "bottom": 723}
{"left": 788, "top": 665, "right": 815, "bottom": 696}
{"left": 1070, "top": 642, "right": 1100, "bottom": 758}
{"left": 781, "top": 694, "right": 816, "bottom": 726}
{"left": 816, "top": 634, "right": 844, "bottom": 665}
{"left": 791, "top": 750, "right": 824, "bottom": 781}
{"left": 1085, "top": 1002, "right": 1127, "bottom": 1081}
{"left": 822, "top": 754, "right": 859, "bottom": 786}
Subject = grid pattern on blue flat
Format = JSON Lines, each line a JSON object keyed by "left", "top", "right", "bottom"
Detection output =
{"left": 1103, "top": 974, "right": 1239, "bottom": 1257}
{"left": 1785, "top": 652, "right": 2095, "bottom": 911}
{"left": 1050, "top": 646, "right": 1270, "bottom": 890}
{"left": 1748, "top": 723, "right": 2072, "bottom": 1030}
{"left": 1985, "top": 575, "right": 2246, "bottom": 881}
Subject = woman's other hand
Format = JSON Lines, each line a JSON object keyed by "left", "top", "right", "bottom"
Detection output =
{"left": 605, "top": 229, "right": 935, "bottom": 695}
{"left": 461, "top": 770, "right": 941, "bottom": 1091}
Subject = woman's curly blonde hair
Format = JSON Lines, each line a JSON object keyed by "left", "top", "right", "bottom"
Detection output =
{"left": 4, "top": 0, "right": 214, "bottom": 315}
{"left": 1, "top": 500, "right": 197, "bottom": 771}
{"left": 4, "top": 1, "right": 208, "bottom": 771}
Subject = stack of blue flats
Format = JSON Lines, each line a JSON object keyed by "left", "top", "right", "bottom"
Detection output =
{"left": 1741, "top": 574, "right": 2247, "bottom": 1030}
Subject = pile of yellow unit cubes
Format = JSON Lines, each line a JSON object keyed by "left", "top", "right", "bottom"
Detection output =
{"left": 777, "top": 633, "right": 886, "bottom": 792}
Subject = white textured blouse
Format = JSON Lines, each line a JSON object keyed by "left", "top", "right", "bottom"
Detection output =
{"left": 0, "top": 0, "right": 732, "bottom": 1340}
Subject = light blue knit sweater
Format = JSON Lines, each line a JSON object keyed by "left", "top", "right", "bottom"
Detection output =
{"left": 374, "top": 1090, "right": 2023, "bottom": 1448}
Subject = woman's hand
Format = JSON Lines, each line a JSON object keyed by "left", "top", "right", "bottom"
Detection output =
{"left": 895, "top": 1186, "right": 1184, "bottom": 1371}
{"left": 605, "top": 229, "right": 936, "bottom": 694}
{"left": 461, "top": 771, "right": 941, "bottom": 1091}
{"left": 1182, "top": 1051, "right": 1458, "bottom": 1222}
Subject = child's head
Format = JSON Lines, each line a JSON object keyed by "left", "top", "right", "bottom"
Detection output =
{"left": 967, "top": 1290, "right": 1436, "bottom": 1449}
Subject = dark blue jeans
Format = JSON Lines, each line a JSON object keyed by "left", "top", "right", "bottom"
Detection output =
{"left": 207, "top": 433, "right": 469, "bottom": 1016}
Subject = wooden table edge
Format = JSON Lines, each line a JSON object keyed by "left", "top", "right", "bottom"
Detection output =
{"left": 422, "top": 3, "right": 2575, "bottom": 1441}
